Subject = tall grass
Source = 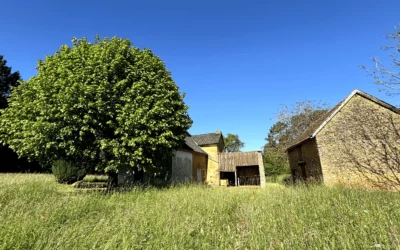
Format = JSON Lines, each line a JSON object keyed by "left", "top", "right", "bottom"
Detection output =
{"left": 266, "top": 174, "right": 291, "bottom": 184}
{"left": 0, "top": 174, "right": 399, "bottom": 249}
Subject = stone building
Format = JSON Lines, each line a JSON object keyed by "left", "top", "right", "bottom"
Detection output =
{"left": 286, "top": 89, "right": 400, "bottom": 189}
{"left": 119, "top": 130, "right": 266, "bottom": 187}
{"left": 173, "top": 131, "right": 266, "bottom": 187}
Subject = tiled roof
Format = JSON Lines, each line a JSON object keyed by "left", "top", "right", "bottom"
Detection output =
{"left": 191, "top": 132, "right": 222, "bottom": 146}
{"left": 286, "top": 89, "right": 400, "bottom": 150}
{"left": 184, "top": 137, "right": 207, "bottom": 154}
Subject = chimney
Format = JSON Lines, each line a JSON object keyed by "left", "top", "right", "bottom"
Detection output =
{"left": 216, "top": 130, "right": 221, "bottom": 134}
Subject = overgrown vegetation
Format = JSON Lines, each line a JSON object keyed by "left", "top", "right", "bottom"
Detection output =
{"left": 51, "top": 160, "right": 87, "bottom": 184}
{"left": 266, "top": 174, "right": 291, "bottom": 184}
{"left": 1, "top": 174, "right": 399, "bottom": 249}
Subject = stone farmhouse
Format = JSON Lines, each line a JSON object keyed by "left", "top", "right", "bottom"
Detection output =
{"left": 172, "top": 131, "right": 266, "bottom": 187}
{"left": 117, "top": 130, "right": 266, "bottom": 187}
{"left": 287, "top": 89, "right": 400, "bottom": 188}
{"left": 172, "top": 131, "right": 265, "bottom": 187}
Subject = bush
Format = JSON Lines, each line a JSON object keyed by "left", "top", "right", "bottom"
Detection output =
{"left": 267, "top": 174, "right": 292, "bottom": 184}
{"left": 52, "top": 160, "right": 87, "bottom": 184}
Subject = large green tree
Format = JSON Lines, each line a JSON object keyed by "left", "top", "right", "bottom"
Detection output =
{"left": 264, "top": 101, "right": 329, "bottom": 176}
{"left": 0, "top": 37, "right": 192, "bottom": 175}
{"left": 0, "top": 55, "right": 21, "bottom": 109}
{"left": 224, "top": 133, "right": 244, "bottom": 152}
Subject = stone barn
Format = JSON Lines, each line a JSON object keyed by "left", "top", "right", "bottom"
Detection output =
{"left": 286, "top": 89, "right": 400, "bottom": 189}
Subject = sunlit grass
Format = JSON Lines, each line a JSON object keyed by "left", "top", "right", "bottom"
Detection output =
{"left": 0, "top": 174, "right": 399, "bottom": 249}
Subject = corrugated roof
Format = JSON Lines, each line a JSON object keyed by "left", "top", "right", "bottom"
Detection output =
{"left": 184, "top": 137, "right": 207, "bottom": 154}
{"left": 191, "top": 132, "right": 222, "bottom": 146}
{"left": 286, "top": 89, "right": 400, "bottom": 151}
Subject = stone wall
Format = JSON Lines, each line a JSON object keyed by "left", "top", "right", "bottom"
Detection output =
{"left": 201, "top": 145, "right": 220, "bottom": 185}
{"left": 316, "top": 94, "right": 400, "bottom": 189}
{"left": 287, "top": 138, "right": 323, "bottom": 182}
{"left": 192, "top": 152, "right": 207, "bottom": 183}
{"left": 257, "top": 152, "right": 266, "bottom": 187}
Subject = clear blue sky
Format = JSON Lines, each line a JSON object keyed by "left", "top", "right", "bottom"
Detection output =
{"left": 1, "top": 0, "right": 399, "bottom": 151}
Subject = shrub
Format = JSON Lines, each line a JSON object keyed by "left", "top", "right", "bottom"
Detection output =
{"left": 267, "top": 174, "right": 292, "bottom": 184}
{"left": 52, "top": 160, "right": 87, "bottom": 184}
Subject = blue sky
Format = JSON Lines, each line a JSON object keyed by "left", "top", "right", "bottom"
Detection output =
{"left": 1, "top": 0, "right": 399, "bottom": 151}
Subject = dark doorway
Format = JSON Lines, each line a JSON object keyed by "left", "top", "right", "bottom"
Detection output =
{"left": 298, "top": 161, "right": 307, "bottom": 181}
{"left": 220, "top": 172, "right": 235, "bottom": 186}
{"left": 291, "top": 169, "right": 299, "bottom": 183}
{"left": 237, "top": 165, "right": 260, "bottom": 186}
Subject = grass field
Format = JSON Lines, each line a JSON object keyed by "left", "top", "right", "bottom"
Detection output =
{"left": 1, "top": 174, "right": 399, "bottom": 249}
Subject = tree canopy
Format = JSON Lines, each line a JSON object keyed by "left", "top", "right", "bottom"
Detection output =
{"left": 0, "top": 55, "right": 21, "bottom": 109}
{"left": 224, "top": 133, "right": 244, "bottom": 152}
{"left": 0, "top": 37, "right": 192, "bottom": 174}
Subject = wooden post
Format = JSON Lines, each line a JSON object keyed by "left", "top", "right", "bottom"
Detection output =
{"left": 235, "top": 171, "right": 238, "bottom": 186}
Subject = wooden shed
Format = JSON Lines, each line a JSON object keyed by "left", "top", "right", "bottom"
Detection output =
{"left": 219, "top": 151, "right": 266, "bottom": 187}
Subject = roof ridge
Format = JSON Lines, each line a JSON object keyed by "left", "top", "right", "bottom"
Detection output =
{"left": 192, "top": 132, "right": 219, "bottom": 136}
{"left": 286, "top": 89, "right": 400, "bottom": 151}
{"left": 310, "top": 89, "right": 358, "bottom": 137}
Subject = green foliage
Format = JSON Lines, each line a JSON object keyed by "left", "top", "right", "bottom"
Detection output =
{"left": 52, "top": 160, "right": 86, "bottom": 184}
{"left": 0, "top": 37, "right": 192, "bottom": 174}
{"left": 266, "top": 173, "right": 291, "bottom": 184}
{"left": 264, "top": 121, "right": 290, "bottom": 176}
{"left": 223, "top": 133, "right": 245, "bottom": 152}
{"left": 1, "top": 174, "right": 400, "bottom": 249}
{"left": 263, "top": 148, "right": 290, "bottom": 176}
{"left": 0, "top": 55, "right": 43, "bottom": 173}
{"left": 0, "top": 55, "right": 21, "bottom": 109}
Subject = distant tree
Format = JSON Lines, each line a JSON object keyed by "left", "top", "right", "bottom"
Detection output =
{"left": 263, "top": 122, "right": 290, "bottom": 176}
{"left": 0, "top": 37, "right": 192, "bottom": 179}
{"left": 361, "top": 25, "right": 400, "bottom": 95}
{"left": 264, "top": 101, "right": 330, "bottom": 177}
{"left": 224, "top": 133, "right": 245, "bottom": 152}
{"left": 0, "top": 55, "right": 21, "bottom": 109}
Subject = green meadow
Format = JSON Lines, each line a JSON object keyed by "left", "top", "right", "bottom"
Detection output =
{"left": 1, "top": 174, "right": 399, "bottom": 249}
